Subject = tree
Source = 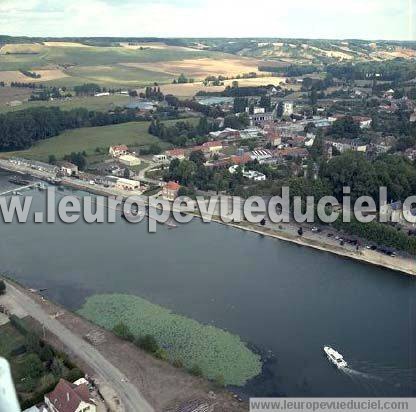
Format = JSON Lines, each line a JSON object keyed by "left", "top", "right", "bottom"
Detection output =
{"left": 137, "top": 335, "right": 159, "bottom": 353}
{"left": 48, "top": 154, "right": 57, "bottom": 164}
{"left": 25, "top": 333, "right": 42, "bottom": 354}
{"left": 112, "top": 322, "right": 134, "bottom": 341}
{"left": 233, "top": 97, "right": 248, "bottom": 114}
{"left": 40, "top": 346, "right": 54, "bottom": 362}
{"left": 189, "top": 364, "right": 203, "bottom": 377}
{"left": 0, "top": 280, "right": 5, "bottom": 295}
{"left": 123, "top": 168, "right": 130, "bottom": 179}
{"left": 276, "top": 102, "right": 284, "bottom": 118}
{"left": 177, "top": 73, "right": 188, "bottom": 84}
{"left": 259, "top": 96, "right": 271, "bottom": 111}
{"left": 21, "top": 354, "right": 44, "bottom": 379}
{"left": 51, "top": 357, "right": 64, "bottom": 377}
{"left": 189, "top": 150, "right": 206, "bottom": 167}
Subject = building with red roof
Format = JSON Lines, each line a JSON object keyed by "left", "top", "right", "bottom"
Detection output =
{"left": 44, "top": 378, "right": 96, "bottom": 412}
{"left": 162, "top": 181, "right": 181, "bottom": 201}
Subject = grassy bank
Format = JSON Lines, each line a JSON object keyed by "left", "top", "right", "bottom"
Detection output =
{"left": 78, "top": 294, "right": 262, "bottom": 386}
{"left": 0, "top": 121, "right": 167, "bottom": 162}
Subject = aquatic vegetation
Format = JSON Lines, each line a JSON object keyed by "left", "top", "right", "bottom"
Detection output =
{"left": 78, "top": 294, "right": 262, "bottom": 385}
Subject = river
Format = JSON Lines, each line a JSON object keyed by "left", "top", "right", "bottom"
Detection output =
{"left": 0, "top": 171, "right": 415, "bottom": 397}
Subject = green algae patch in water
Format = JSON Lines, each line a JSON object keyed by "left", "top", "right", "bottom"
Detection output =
{"left": 78, "top": 293, "right": 262, "bottom": 386}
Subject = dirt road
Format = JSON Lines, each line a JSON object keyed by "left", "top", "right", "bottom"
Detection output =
{"left": 4, "top": 281, "right": 154, "bottom": 412}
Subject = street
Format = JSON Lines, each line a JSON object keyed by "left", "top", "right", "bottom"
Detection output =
{"left": 4, "top": 282, "right": 154, "bottom": 412}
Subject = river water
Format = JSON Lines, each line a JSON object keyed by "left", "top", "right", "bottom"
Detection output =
{"left": 0, "top": 171, "right": 415, "bottom": 397}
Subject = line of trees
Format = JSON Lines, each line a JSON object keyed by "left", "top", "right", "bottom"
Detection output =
{"left": 0, "top": 106, "right": 137, "bottom": 151}
{"left": 148, "top": 117, "right": 217, "bottom": 147}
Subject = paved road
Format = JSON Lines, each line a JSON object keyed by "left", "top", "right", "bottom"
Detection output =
{"left": 5, "top": 282, "right": 154, "bottom": 412}
{"left": 137, "top": 162, "right": 164, "bottom": 187}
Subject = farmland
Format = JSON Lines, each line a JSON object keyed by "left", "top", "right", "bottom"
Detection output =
{"left": 0, "top": 40, "right": 269, "bottom": 89}
{"left": 78, "top": 293, "right": 262, "bottom": 386}
{"left": 0, "top": 93, "right": 131, "bottom": 114}
{"left": 123, "top": 56, "right": 264, "bottom": 79}
{"left": 0, "top": 121, "right": 167, "bottom": 161}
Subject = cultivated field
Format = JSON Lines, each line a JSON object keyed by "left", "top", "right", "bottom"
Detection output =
{"left": 65, "top": 64, "right": 174, "bottom": 87}
{"left": 0, "top": 41, "right": 266, "bottom": 88}
{"left": 0, "top": 93, "right": 131, "bottom": 113}
{"left": 124, "top": 56, "right": 264, "bottom": 79}
{"left": 0, "top": 69, "right": 68, "bottom": 83}
{"left": 138, "top": 76, "right": 287, "bottom": 98}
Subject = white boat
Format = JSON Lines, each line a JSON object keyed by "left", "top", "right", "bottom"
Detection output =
{"left": 323, "top": 346, "right": 348, "bottom": 368}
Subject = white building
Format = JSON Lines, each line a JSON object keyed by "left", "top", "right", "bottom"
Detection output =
{"left": 228, "top": 165, "right": 266, "bottom": 181}
{"left": 250, "top": 149, "right": 273, "bottom": 163}
{"left": 282, "top": 101, "right": 294, "bottom": 117}
{"left": 119, "top": 154, "right": 141, "bottom": 167}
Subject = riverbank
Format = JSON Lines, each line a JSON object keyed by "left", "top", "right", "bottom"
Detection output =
{"left": 0, "top": 278, "right": 247, "bottom": 412}
{"left": 219, "top": 220, "right": 416, "bottom": 277}
{"left": 1, "top": 158, "right": 415, "bottom": 277}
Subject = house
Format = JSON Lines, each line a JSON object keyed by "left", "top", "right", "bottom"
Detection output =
{"left": 404, "top": 148, "right": 416, "bottom": 161}
{"left": 228, "top": 165, "right": 266, "bottom": 181}
{"left": 249, "top": 112, "right": 274, "bottom": 126}
{"left": 250, "top": 149, "right": 273, "bottom": 163}
{"left": 118, "top": 154, "right": 141, "bottom": 167}
{"left": 44, "top": 378, "right": 96, "bottom": 412}
{"left": 115, "top": 178, "right": 140, "bottom": 191}
{"left": 287, "top": 135, "right": 305, "bottom": 147}
{"left": 125, "top": 100, "right": 156, "bottom": 112}
{"left": 267, "top": 130, "right": 282, "bottom": 147}
{"left": 353, "top": 116, "right": 372, "bottom": 129}
{"left": 380, "top": 201, "right": 404, "bottom": 224}
{"left": 152, "top": 154, "right": 169, "bottom": 163}
{"left": 326, "top": 139, "right": 367, "bottom": 153}
{"left": 162, "top": 181, "right": 180, "bottom": 201}
{"left": 282, "top": 101, "right": 294, "bottom": 117}
{"left": 202, "top": 141, "right": 223, "bottom": 153}
{"left": 109, "top": 145, "right": 129, "bottom": 157}
{"left": 275, "top": 147, "right": 309, "bottom": 160}
{"left": 239, "top": 127, "right": 263, "bottom": 140}
{"left": 56, "top": 161, "right": 78, "bottom": 176}
{"left": 209, "top": 128, "right": 240, "bottom": 140}
{"left": 230, "top": 153, "right": 252, "bottom": 165}
{"left": 165, "top": 148, "right": 186, "bottom": 160}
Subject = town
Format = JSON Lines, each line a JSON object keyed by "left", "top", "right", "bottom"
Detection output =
{"left": 1, "top": 15, "right": 416, "bottom": 412}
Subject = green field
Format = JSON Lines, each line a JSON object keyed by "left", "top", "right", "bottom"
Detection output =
{"left": 0, "top": 44, "right": 212, "bottom": 71}
{"left": 0, "top": 43, "right": 216, "bottom": 88}
{"left": 78, "top": 294, "right": 262, "bottom": 386}
{"left": 64, "top": 64, "right": 175, "bottom": 87}
{"left": 2, "top": 121, "right": 167, "bottom": 161}
{"left": 0, "top": 94, "right": 131, "bottom": 114}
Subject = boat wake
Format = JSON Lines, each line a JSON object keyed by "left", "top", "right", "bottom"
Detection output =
{"left": 342, "top": 366, "right": 383, "bottom": 381}
{"left": 341, "top": 362, "right": 416, "bottom": 395}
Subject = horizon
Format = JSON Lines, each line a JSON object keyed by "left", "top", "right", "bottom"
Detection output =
{"left": 0, "top": 0, "right": 415, "bottom": 41}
